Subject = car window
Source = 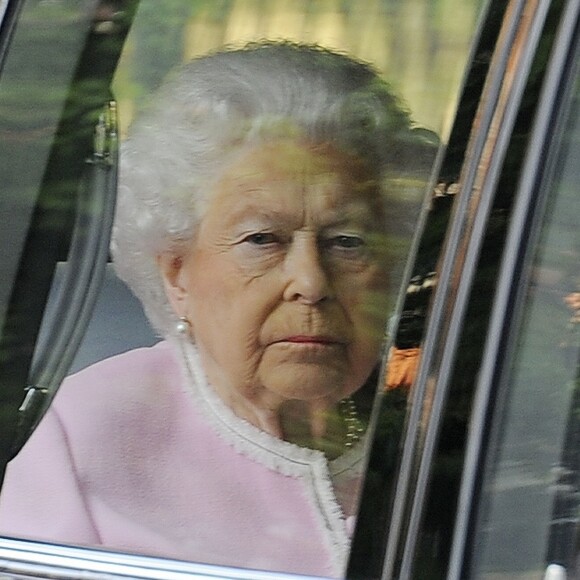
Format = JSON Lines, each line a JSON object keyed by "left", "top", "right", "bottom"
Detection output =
{"left": 68, "top": 0, "right": 485, "bottom": 371}
{"left": 0, "top": 1, "right": 484, "bottom": 578}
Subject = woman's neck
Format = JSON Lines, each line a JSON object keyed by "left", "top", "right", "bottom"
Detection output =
{"left": 226, "top": 394, "right": 365, "bottom": 459}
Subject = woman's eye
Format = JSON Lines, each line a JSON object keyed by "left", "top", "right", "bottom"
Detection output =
{"left": 329, "top": 235, "right": 365, "bottom": 249}
{"left": 322, "top": 235, "right": 370, "bottom": 265}
{"left": 243, "top": 232, "right": 279, "bottom": 246}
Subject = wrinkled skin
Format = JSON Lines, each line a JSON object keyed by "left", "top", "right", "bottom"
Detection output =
{"left": 159, "top": 139, "right": 390, "bottom": 450}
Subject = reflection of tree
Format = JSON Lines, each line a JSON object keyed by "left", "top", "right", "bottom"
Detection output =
{"left": 129, "top": 0, "right": 192, "bottom": 97}
{"left": 116, "top": 0, "right": 484, "bottom": 131}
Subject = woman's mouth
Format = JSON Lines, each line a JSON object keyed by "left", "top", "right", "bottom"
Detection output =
{"left": 276, "top": 336, "right": 344, "bottom": 345}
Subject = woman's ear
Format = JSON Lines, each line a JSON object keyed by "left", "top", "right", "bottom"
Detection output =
{"left": 157, "top": 253, "right": 188, "bottom": 317}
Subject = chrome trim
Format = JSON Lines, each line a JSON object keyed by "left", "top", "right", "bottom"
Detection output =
{"left": 0, "top": 537, "right": 323, "bottom": 580}
{"left": 13, "top": 102, "right": 121, "bottom": 458}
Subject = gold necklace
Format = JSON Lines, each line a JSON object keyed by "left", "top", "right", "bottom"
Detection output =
{"left": 340, "top": 397, "right": 365, "bottom": 449}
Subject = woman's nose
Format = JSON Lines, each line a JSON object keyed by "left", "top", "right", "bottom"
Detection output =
{"left": 283, "top": 236, "right": 332, "bottom": 304}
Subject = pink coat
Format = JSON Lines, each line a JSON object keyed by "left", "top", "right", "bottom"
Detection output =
{"left": 0, "top": 340, "right": 364, "bottom": 577}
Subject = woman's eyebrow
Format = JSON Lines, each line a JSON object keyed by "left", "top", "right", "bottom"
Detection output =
{"left": 318, "top": 204, "right": 377, "bottom": 228}
{"left": 224, "top": 206, "right": 295, "bottom": 229}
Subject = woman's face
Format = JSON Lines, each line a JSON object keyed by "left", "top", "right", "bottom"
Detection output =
{"left": 161, "top": 140, "right": 390, "bottom": 409}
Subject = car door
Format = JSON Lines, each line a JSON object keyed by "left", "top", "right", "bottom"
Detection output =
{"left": 347, "top": 0, "right": 579, "bottom": 578}
{"left": 4, "top": 0, "right": 573, "bottom": 579}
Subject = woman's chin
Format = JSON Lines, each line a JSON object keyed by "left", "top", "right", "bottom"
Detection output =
{"left": 259, "top": 361, "right": 351, "bottom": 402}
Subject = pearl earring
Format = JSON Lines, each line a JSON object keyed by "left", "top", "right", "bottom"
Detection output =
{"left": 176, "top": 316, "right": 190, "bottom": 336}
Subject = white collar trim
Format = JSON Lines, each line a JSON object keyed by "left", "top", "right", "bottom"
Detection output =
{"left": 174, "top": 338, "right": 366, "bottom": 576}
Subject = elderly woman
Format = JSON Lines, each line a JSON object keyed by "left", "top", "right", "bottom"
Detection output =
{"left": 0, "top": 43, "right": 434, "bottom": 577}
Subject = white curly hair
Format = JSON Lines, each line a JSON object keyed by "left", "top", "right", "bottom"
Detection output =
{"left": 111, "top": 42, "right": 436, "bottom": 337}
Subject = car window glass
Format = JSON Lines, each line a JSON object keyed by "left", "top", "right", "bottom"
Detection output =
{"left": 0, "top": 0, "right": 484, "bottom": 577}
{"left": 0, "top": 1, "right": 7, "bottom": 25}
{"left": 68, "top": 0, "right": 486, "bottom": 372}
{"left": 0, "top": 0, "right": 102, "bottom": 339}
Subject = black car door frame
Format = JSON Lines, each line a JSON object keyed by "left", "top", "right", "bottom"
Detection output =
{"left": 0, "top": 0, "right": 139, "bottom": 483}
